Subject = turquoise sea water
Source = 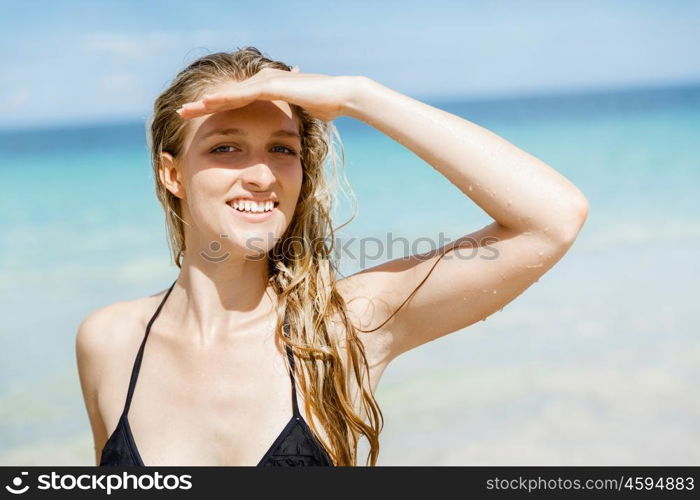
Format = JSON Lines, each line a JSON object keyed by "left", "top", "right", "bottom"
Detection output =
{"left": 1, "top": 83, "right": 699, "bottom": 464}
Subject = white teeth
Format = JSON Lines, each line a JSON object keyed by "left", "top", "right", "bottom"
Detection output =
{"left": 230, "top": 199, "right": 275, "bottom": 213}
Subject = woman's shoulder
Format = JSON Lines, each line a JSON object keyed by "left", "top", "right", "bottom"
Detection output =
{"left": 75, "top": 287, "right": 171, "bottom": 451}
{"left": 75, "top": 287, "right": 171, "bottom": 368}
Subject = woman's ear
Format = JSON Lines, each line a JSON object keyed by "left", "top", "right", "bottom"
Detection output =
{"left": 159, "top": 152, "right": 186, "bottom": 199}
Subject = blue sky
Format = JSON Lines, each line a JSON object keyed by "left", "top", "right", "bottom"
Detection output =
{"left": 1, "top": 0, "right": 698, "bottom": 129}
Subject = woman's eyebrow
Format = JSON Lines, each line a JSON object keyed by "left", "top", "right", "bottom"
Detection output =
{"left": 202, "top": 127, "right": 300, "bottom": 140}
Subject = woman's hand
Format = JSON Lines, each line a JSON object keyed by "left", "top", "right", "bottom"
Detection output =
{"left": 176, "top": 67, "right": 361, "bottom": 122}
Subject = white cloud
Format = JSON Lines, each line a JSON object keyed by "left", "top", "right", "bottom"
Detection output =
{"left": 2, "top": 88, "right": 31, "bottom": 110}
{"left": 99, "top": 72, "right": 140, "bottom": 93}
{"left": 81, "top": 31, "right": 181, "bottom": 61}
{"left": 80, "top": 29, "right": 256, "bottom": 64}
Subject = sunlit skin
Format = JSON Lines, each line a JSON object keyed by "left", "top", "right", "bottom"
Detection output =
{"left": 77, "top": 65, "right": 589, "bottom": 466}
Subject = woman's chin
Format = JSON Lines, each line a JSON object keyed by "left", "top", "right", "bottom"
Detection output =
{"left": 215, "top": 231, "right": 278, "bottom": 259}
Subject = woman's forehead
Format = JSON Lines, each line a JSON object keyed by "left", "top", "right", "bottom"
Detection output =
{"left": 182, "top": 100, "right": 300, "bottom": 148}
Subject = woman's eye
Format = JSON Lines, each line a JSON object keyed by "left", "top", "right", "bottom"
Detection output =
{"left": 211, "top": 145, "right": 238, "bottom": 154}
{"left": 210, "top": 145, "right": 297, "bottom": 155}
{"left": 272, "top": 145, "right": 298, "bottom": 155}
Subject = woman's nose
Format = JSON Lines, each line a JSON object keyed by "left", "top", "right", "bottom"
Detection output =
{"left": 241, "top": 161, "right": 276, "bottom": 189}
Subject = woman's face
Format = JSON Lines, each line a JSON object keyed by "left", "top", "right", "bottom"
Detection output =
{"left": 161, "top": 91, "right": 303, "bottom": 261}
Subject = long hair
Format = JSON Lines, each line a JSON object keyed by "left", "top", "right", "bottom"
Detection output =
{"left": 146, "top": 46, "right": 383, "bottom": 465}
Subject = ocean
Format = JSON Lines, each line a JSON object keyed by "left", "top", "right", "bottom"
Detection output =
{"left": 1, "top": 82, "right": 698, "bottom": 465}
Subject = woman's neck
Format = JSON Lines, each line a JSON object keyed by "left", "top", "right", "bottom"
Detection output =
{"left": 165, "top": 252, "right": 277, "bottom": 346}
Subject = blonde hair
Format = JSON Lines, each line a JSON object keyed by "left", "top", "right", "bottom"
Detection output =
{"left": 146, "top": 46, "right": 382, "bottom": 465}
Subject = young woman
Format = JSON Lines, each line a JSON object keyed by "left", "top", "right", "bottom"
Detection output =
{"left": 76, "top": 47, "right": 588, "bottom": 467}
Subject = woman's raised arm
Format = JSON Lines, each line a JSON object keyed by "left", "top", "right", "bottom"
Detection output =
{"left": 333, "top": 76, "right": 589, "bottom": 365}
{"left": 176, "top": 71, "right": 589, "bottom": 367}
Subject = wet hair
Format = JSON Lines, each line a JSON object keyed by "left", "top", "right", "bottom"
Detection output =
{"left": 145, "top": 46, "right": 383, "bottom": 465}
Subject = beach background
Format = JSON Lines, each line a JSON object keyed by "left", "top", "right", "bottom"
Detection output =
{"left": 1, "top": 1, "right": 698, "bottom": 465}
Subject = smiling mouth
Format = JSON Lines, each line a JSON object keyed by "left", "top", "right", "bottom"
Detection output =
{"left": 227, "top": 200, "right": 280, "bottom": 214}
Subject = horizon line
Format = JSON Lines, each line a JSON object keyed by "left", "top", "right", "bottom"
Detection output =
{"left": 1, "top": 78, "right": 699, "bottom": 134}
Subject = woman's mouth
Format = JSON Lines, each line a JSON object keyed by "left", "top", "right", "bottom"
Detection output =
{"left": 226, "top": 199, "right": 279, "bottom": 223}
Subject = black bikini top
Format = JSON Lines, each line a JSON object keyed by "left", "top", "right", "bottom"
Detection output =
{"left": 99, "top": 280, "right": 334, "bottom": 467}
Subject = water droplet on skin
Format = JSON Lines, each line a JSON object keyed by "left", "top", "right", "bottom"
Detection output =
{"left": 468, "top": 185, "right": 473, "bottom": 191}
{"left": 507, "top": 199, "right": 512, "bottom": 206}
{"left": 492, "top": 290, "right": 497, "bottom": 294}
{"left": 537, "top": 251, "right": 544, "bottom": 257}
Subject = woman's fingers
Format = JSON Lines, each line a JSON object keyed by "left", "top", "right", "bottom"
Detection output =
{"left": 177, "top": 83, "right": 264, "bottom": 118}
{"left": 176, "top": 66, "right": 303, "bottom": 119}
